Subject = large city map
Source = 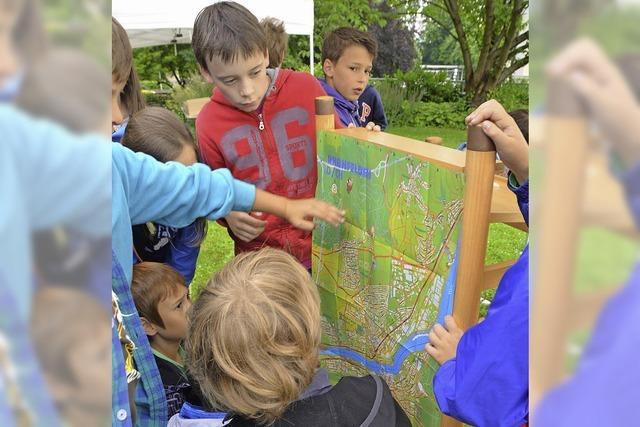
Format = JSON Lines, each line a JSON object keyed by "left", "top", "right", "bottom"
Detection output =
{"left": 312, "top": 131, "right": 465, "bottom": 426}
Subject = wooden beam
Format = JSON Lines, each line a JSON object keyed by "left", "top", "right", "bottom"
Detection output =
{"left": 182, "top": 97, "right": 210, "bottom": 119}
{"left": 568, "top": 287, "right": 619, "bottom": 331}
{"left": 483, "top": 260, "right": 517, "bottom": 290}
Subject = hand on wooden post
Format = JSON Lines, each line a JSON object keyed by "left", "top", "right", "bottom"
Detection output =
{"left": 466, "top": 99, "right": 529, "bottom": 183}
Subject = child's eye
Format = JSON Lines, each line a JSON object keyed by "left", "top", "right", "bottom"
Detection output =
{"left": 350, "top": 66, "right": 358, "bottom": 72}
{"left": 251, "top": 70, "right": 261, "bottom": 77}
{"left": 223, "top": 79, "right": 236, "bottom": 85}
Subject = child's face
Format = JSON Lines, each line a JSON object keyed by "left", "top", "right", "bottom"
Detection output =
{"left": 323, "top": 45, "right": 373, "bottom": 101}
{"left": 155, "top": 285, "right": 191, "bottom": 342}
{"left": 111, "top": 77, "right": 126, "bottom": 128}
{"left": 201, "top": 50, "right": 270, "bottom": 113}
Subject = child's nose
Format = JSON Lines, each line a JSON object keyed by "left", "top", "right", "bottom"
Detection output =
{"left": 239, "top": 81, "right": 254, "bottom": 98}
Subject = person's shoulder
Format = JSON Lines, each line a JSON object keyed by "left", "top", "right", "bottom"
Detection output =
{"left": 334, "top": 374, "right": 380, "bottom": 395}
{"left": 112, "top": 141, "right": 137, "bottom": 167}
{"left": 362, "top": 84, "right": 381, "bottom": 99}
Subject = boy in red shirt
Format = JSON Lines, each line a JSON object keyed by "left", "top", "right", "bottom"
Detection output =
{"left": 193, "top": 1, "right": 339, "bottom": 269}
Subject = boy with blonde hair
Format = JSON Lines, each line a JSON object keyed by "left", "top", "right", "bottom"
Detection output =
{"left": 186, "top": 248, "right": 410, "bottom": 426}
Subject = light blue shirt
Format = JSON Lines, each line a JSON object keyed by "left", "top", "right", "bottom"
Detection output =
{"left": 111, "top": 142, "right": 255, "bottom": 284}
{"left": 0, "top": 104, "right": 111, "bottom": 320}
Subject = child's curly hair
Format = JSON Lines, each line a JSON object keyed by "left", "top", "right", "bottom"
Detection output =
{"left": 186, "top": 248, "right": 321, "bottom": 424}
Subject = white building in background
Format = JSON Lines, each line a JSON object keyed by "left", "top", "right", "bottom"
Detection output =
{"left": 512, "top": 63, "right": 529, "bottom": 81}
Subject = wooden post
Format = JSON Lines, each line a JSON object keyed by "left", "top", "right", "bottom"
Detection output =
{"left": 452, "top": 126, "right": 496, "bottom": 330}
{"left": 530, "top": 80, "right": 588, "bottom": 411}
{"left": 315, "top": 96, "right": 335, "bottom": 131}
{"left": 441, "top": 126, "right": 496, "bottom": 427}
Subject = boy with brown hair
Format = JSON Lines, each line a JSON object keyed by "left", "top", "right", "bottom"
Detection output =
{"left": 131, "top": 262, "right": 192, "bottom": 421}
{"left": 186, "top": 248, "right": 411, "bottom": 426}
{"left": 320, "top": 27, "right": 381, "bottom": 130}
{"left": 193, "top": 1, "right": 340, "bottom": 270}
{"left": 261, "top": 17, "right": 288, "bottom": 69}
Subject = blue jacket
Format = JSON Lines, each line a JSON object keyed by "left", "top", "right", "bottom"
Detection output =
{"left": 534, "top": 162, "right": 640, "bottom": 426}
{"left": 132, "top": 220, "right": 201, "bottom": 285}
{"left": 433, "top": 176, "right": 529, "bottom": 427}
{"left": 317, "top": 78, "right": 360, "bottom": 127}
{"left": 112, "top": 118, "right": 127, "bottom": 143}
{"left": 357, "top": 85, "right": 388, "bottom": 130}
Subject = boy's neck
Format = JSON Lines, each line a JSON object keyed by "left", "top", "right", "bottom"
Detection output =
{"left": 150, "top": 337, "right": 182, "bottom": 364}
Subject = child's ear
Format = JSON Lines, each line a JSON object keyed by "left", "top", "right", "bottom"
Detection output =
{"left": 198, "top": 65, "right": 214, "bottom": 84}
{"left": 323, "top": 59, "right": 335, "bottom": 78}
{"left": 140, "top": 317, "right": 158, "bottom": 337}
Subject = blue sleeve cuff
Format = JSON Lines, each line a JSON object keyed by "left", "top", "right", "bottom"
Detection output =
{"left": 433, "top": 359, "right": 457, "bottom": 416}
{"left": 231, "top": 179, "right": 255, "bottom": 212}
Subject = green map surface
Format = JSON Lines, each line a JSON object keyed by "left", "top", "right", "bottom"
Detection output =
{"left": 312, "top": 131, "right": 465, "bottom": 426}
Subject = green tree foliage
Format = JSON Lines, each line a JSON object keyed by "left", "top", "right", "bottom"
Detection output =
{"left": 133, "top": 44, "right": 198, "bottom": 89}
{"left": 422, "top": 0, "right": 529, "bottom": 105}
{"left": 43, "top": 0, "right": 110, "bottom": 62}
{"left": 369, "top": 3, "right": 417, "bottom": 77}
{"left": 282, "top": 34, "right": 311, "bottom": 72}
{"left": 420, "top": 22, "right": 464, "bottom": 65}
{"left": 313, "top": 0, "right": 386, "bottom": 62}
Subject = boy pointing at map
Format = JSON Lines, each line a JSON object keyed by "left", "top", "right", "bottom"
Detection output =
{"left": 425, "top": 99, "right": 530, "bottom": 427}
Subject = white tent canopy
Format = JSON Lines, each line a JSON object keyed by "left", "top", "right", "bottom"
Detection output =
{"left": 112, "top": 0, "right": 315, "bottom": 71}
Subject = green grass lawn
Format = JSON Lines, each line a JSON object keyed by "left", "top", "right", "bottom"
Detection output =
{"left": 190, "top": 126, "right": 528, "bottom": 302}
{"left": 386, "top": 126, "right": 467, "bottom": 149}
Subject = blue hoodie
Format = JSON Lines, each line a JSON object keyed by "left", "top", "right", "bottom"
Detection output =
{"left": 534, "top": 162, "right": 640, "bottom": 426}
{"left": 317, "top": 78, "right": 360, "bottom": 127}
{"left": 357, "top": 84, "right": 388, "bottom": 130}
{"left": 433, "top": 176, "right": 529, "bottom": 427}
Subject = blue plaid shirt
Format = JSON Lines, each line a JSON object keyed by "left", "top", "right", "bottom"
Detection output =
{"left": 0, "top": 275, "right": 62, "bottom": 427}
{"left": 112, "top": 253, "right": 167, "bottom": 426}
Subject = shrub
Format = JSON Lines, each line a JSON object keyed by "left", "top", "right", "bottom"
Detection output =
{"left": 391, "top": 67, "right": 464, "bottom": 103}
{"left": 141, "top": 75, "right": 215, "bottom": 123}
{"left": 371, "top": 78, "right": 422, "bottom": 127}
{"left": 171, "top": 74, "right": 214, "bottom": 108}
{"left": 402, "top": 101, "right": 470, "bottom": 129}
{"left": 487, "top": 80, "right": 529, "bottom": 112}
